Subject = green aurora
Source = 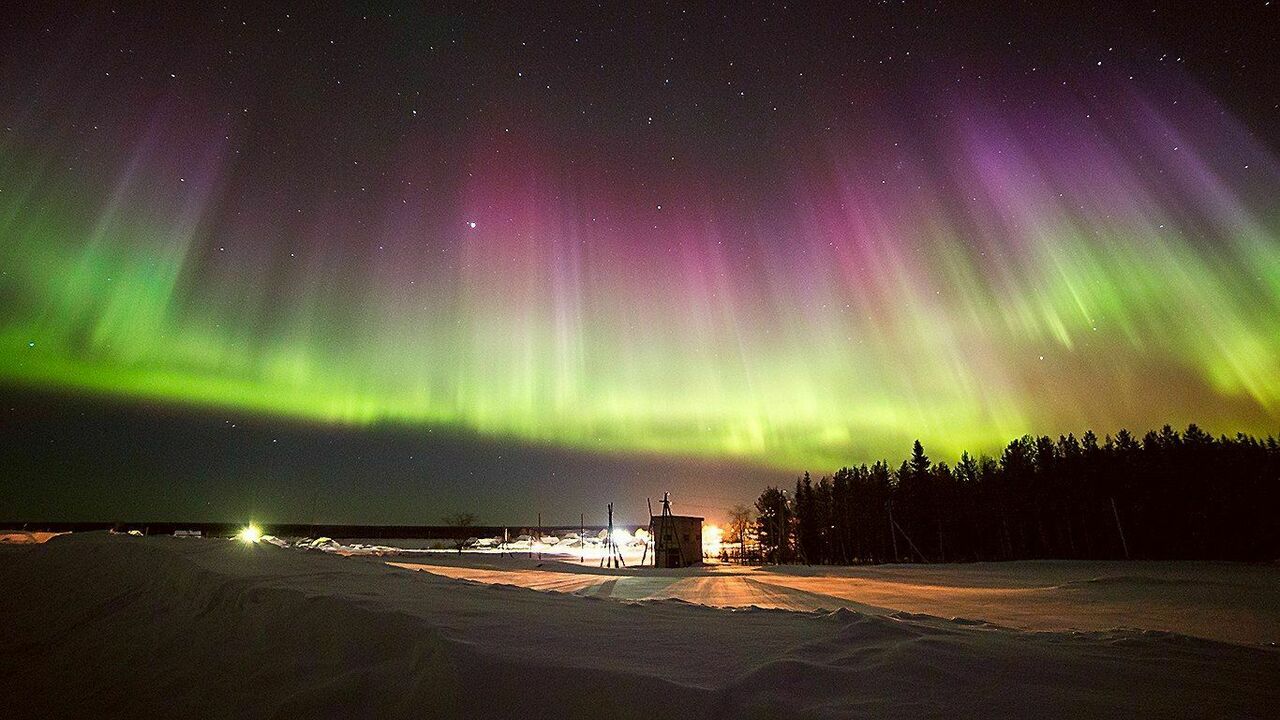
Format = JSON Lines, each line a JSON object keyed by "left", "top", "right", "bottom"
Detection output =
{"left": 2, "top": 72, "right": 1278, "bottom": 473}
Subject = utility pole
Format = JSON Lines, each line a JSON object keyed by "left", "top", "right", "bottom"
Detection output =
{"left": 775, "top": 490, "right": 788, "bottom": 565}
{"left": 1110, "top": 497, "right": 1131, "bottom": 560}
{"left": 888, "top": 500, "right": 899, "bottom": 562}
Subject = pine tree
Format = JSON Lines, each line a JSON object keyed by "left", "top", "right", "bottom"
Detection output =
{"left": 754, "top": 486, "right": 793, "bottom": 564}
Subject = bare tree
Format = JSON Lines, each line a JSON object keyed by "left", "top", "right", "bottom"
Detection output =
{"left": 443, "top": 512, "right": 477, "bottom": 553}
{"left": 726, "top": 504, "right": 754, "bottom": 564}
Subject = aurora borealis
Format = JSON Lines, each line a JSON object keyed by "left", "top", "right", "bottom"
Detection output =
{"left": 2, "top": 3, "right": 1278, "bottom": 521}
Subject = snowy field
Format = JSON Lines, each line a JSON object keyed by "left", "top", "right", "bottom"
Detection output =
{"left": 3, "top": 533, "right": 1278, "bottom": 718}
{"left": 391, "top": 554, "right": 1280, "bottom": 646}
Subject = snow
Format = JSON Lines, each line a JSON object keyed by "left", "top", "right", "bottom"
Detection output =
{"left": 390, "top": 556, "right": 1280, "bottom": 645}
{"left": 288, "top": 531, "right": 658, "bottom": 562}
{"left": 2, "top": 532, "right": 1278, "bottom": 718}
{"left": 0, "top": 530, "right": 65, "bottom": 544}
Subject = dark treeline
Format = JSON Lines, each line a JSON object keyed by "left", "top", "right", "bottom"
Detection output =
{"left": 752, "top": 425, "right": 1279, "bottom": 564}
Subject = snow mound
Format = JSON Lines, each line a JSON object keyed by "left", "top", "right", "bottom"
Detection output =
{"left": 3, "top": 533, "right": 1278, "bottom": 719}
{"left": 0, "top": 530, "right": 65, "bottom": 544}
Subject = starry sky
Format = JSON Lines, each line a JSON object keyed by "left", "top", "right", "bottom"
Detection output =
{"left": 1, "top": 2, "right": 1278, "bottom": 524}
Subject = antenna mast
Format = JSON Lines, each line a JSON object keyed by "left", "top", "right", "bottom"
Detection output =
{"left": 600, "top": 502, "right": 626, "bottom": 569}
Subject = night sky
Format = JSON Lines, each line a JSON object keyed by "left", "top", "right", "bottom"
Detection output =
{"left": 2, "top": 2, "right": 1277, "bottom": 524}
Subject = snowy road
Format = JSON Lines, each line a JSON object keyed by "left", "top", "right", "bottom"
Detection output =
{"left": 390, "top": 556, "right": 1280, "bottom": 645}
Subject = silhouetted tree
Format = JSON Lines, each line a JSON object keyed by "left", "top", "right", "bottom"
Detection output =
{"left": 442, "top": 512, "right": 477, "bottom": 553}
{"left": 745, "top": 424, "right": 1279, "bottom": 564}
{"left": 754, "top": 486, "right": 793, "bottom": 564}
{"left": 726, "top": 504, "right": 754, "bottom": 563}
{"left": 795, "top": 472, "right": 836, "bottom": 564}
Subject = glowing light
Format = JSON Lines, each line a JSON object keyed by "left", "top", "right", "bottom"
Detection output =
{"left": 702, "top": 524, "right": 723, "bottom": 556}
{"left": 237, "top": 524, "right": 262, "bottom": 544}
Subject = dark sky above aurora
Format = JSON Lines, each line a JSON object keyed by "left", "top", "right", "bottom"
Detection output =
{"left": 1, "top": 2, "right": 1278, "bottom": 525}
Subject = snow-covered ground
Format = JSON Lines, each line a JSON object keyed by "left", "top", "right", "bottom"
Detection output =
{"left": 0, "top": 530, "right": 66, "bottom": 544}
{"left": 389, "top": 555, "right": 1280, "bottom": 646}
{"left": 3, "top": 533, "right": 1277, "bottom": 718}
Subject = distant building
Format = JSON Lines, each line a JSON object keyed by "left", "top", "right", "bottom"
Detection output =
{"left": 650, "top": 514, "right": 702, "bottom": 567}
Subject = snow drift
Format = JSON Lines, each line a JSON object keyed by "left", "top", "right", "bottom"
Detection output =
{"left": 2, "top": 533, "right": 1278, "bottom": 719}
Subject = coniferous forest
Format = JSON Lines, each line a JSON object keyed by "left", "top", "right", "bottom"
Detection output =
{"left": 750, "top": 425, "right": 1279, "bottom": 564}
